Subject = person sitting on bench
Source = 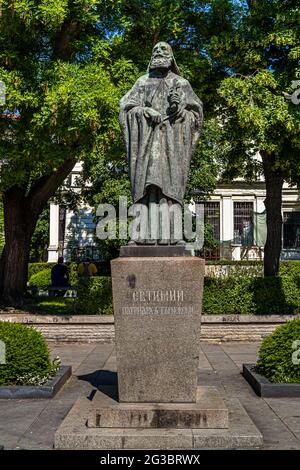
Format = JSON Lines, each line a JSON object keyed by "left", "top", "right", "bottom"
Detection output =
{"left": 50, "top": 257, "right": 70, "bottom": 295}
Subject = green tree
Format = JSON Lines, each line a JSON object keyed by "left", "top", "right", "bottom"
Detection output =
{"left": 208, "top": 0, "right": 300, "bottom": 275}
{"left": 0, "top": 1, "right": 135, "bottom": 303}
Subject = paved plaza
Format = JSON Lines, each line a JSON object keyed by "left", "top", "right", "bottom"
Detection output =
{"left": 0, "top": 341, "right": 300, "bottom": 450}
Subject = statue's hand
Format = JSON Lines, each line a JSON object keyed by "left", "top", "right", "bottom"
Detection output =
{"left": 173, "top": 104, "right": 187, "bottom": 120}
{"left": 144, "top": 107, "right": 162, "bottom": 124}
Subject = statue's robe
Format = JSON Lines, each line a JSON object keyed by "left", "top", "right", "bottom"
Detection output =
{"left": 120, "top": 70, "right": 203, "bottom": 205}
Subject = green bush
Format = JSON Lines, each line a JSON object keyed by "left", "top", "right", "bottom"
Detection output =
{"left": 28, "top": 263, "right": 54, "bottom": 279}
{"left": 203, "top": 275, "right": 300, "bottom": 315}
{"left": 0, "top": 322, "right": 59, "bottom": 385}
{"left": 203, "top": 277, "right": 256, "bottom": 314}
{"left": 256, "top": 319, "right": 300, "bottom": 383}
{"left": 28, "top": 268, "right": 52, "bottom": 289}
{"left": 279, "top": 261, "right": 300, "bottom": 279}
{"left": 76, "top": 276, "right": 113, "bottom": 315}
{"left": 26, "top": 261, "right": 300, "bottom": 316}
{"left": 28, "top": 263, "right": 78, "bottom": 288}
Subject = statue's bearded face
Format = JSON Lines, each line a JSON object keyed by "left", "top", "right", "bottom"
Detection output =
{"left": 150, "top": 42, "right": 173, "bottom": 70}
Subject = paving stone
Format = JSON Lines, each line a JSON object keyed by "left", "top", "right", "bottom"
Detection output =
{"left": 16, "top": 402, "right": 73, "bottom": 450}
{"left": 0, "top": 400, "right": 49, "bottom": 449}
{"left": 0, "top": 342, "right": 300, "bottom": 449}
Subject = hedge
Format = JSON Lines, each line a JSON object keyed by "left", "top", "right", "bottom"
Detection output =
{"left": 0, "top": 322, "right": 59, "bottom": 385}
{"left": 28, "top": 268, "right": 52, "bottom": 289}
{"left": 61, "top": 274, "right": 300, "bottom": 315}
{"left": 26, "top": 261, "right": 300, "bottom": 315}
{"left": 203, "top": 275, "right": 300, "bottom": 315}
{"left": 256, "top": 319, "right": 300, "bottom": 383}
{"left": 28, "top": 263, "right": 80, "bottom": 289}
{"left": 28, "top": 263, "right": 55, "bottom": 279}
{"left": 76, "top": 277, "right": 113, "bottom": 315}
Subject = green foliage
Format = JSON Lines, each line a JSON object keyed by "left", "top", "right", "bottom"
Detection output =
{"left": 279, "top": 261, "right": 300, "bottom": 278}
{"left": 208, "top": 0, "right": 300, "bottom": 184}
{"left": 0, "top": 321, "right": 57, "bottom": 385}
{"left": 70, "top": 265, "right": 300, "bottom": 316}
{"left": 203, "top": 274, "right": 300, "bottom": 315}
{"left": 27, "top": 296, "right": 74, "bottom": 315}
{"left": 28, "top": 263, "right": 55, "bottom": 279}
{"left": 26, "top": 261, "right": 300, "bottom": 315}
{"left": 28, "top": 268, "right": 52, "bottom": 289}
{"left": 29, "top": 206, "right": 50, "bottom": 262}
{"left": 256, "top": 320, "right": 300, "bottom": 383}
{"left": 76, "top": 276, "right": 113, "bottom": 314}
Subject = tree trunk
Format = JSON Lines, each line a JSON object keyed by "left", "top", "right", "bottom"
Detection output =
{"left": 261, "top": 151, "right": 284, "bottom": 277}
{"left": 0, "top": 188, "right": 36, "bottom": 305}
{"left": 0, "top": 158, "right": 76, "bottom": 305}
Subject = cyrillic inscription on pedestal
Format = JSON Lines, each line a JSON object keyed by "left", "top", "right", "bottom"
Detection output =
{"left": 111, "top": 256, "right": 205, "bottom": 403}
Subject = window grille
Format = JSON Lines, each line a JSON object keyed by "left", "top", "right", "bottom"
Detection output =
{"left": 202, "top": 202, "right": 220, "bottom": 260}
{"left": 283, "top": 212, "right": 300, "bottom": 249}
{"left": 233, "top": 202, "right": 254, "bottom": 246}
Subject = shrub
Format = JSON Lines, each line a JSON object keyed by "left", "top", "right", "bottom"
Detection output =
{"left": 76, "top": 276, "right": 113, "bottom": 315}
{"left": 28, "top": 263, "right": 54, "bottom": 279}
{"left": 279, "top": 261, "right": 300, "bottom": 279}
{"left": 67, "top": 262, "right": 79, "bottom": 285}
{"left": 256, "top": 319, "right": 300, "bottom": 383}
{"left": 28, "top": 268, "right": 52, "bottom": 289}
{"left": 203, "top": 275, "right": 300, "bottom": 315}
{"left": 203, "top": 277, "right": 256, "bottom": 315}
{"left": 0, "top": 322, "right": 59, "bottom": 385}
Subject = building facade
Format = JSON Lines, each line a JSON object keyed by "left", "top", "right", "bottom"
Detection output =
{"left": 48, "top": 164, "right": 300, "bottom": 262}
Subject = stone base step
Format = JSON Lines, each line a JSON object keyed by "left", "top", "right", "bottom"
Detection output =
{"left": 87, "top": 386, "right": 228, "bottom": 429}
{"left": 55, "top": 392, "right": 263, "bottom": 449}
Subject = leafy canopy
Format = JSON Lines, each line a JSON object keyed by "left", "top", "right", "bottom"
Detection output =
{"left": 0, "top": 1, "right": 136, "bottom": 193}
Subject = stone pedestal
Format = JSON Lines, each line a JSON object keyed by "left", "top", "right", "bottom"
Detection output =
{"left": 54, "top": 252, "right": 263, "bottom": 450}
{"left": 111, "top": 256, "right": 205, "bottom": 403}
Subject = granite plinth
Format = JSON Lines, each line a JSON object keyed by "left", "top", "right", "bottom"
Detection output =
{"left": 111, "top": 256, "right": 205, "bottom": 403}
{"left": 87, "top": 386, "right": 228, "bottom": 429}
{"left": 54, "top": 389, "right": 263, "bottom": 450}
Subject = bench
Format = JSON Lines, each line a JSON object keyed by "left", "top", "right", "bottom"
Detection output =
{"left": 48, "top": 286, "right": 70, "bottom": 297}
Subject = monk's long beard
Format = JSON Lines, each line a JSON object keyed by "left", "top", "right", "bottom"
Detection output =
{"left": 150, "top": 56, "right": 172, "bottom": 69}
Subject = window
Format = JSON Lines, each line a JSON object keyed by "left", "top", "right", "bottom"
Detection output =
{"left": 204, "top": 202, "right": 220, "bottom": 241}
{"left": 283, "top": 212, "right": 300, "bottom": 249}
{"left": 202, "top": 202, "right": 220, "bottom": 259}
{"left": 233, "top": 202, "right": 254, "bottom": 246}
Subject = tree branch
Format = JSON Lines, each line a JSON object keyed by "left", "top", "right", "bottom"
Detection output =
{"left": 53, "top": 19, "right": 83, "bottom": 60}
{"left": 28, "top": 158, "right": 76, "bottom": 216}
